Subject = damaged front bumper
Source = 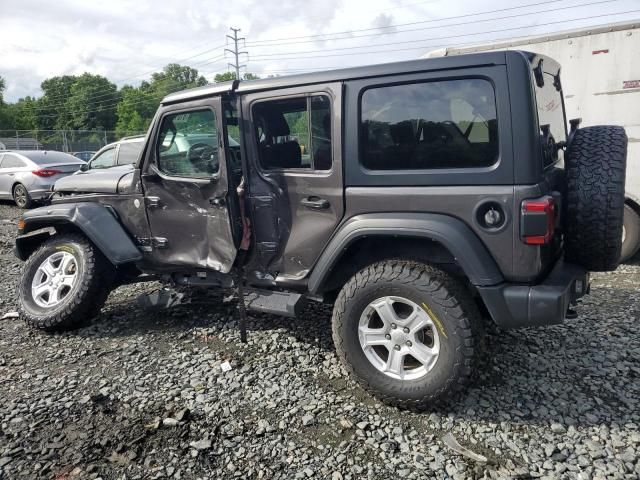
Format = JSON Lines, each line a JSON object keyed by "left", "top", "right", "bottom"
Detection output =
{"left": 477, "top": 259, "right": 589, "bottom": 329}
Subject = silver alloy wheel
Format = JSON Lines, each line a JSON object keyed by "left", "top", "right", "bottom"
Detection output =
{"left": 358, "top": 296, "right": 441, "bottom": 380}
{"left": 14, "top": 185, "right": 28, "bottom": 208}
{"left": 31, "top": 251, "right": 79, "bottom": 309}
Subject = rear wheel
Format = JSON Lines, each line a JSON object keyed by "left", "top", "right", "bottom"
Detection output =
{"left": 332, "top": 260, "right": 478, "bottom": 410}
{"left": 13, "top": 183, "right": 32, "bottom": 209}
{"left": 621, "top": 204, "right": 640, "bottom": 263}
{"left": 18, "top": 234, "right": 115, "bottom": 331}
{"left": 564, "top": 126, "right": 627, "bottom": 271}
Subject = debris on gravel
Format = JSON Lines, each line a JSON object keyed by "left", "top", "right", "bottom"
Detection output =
{"left": 1, "top": 203, "right": 639, "bottom": 479}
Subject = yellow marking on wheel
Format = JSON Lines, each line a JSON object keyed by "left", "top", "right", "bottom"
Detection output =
{"left": 422, "top": 302, "right": 448, "bottom": 339}
{"left": 55, "top": 245, "right": 74, "bottom": 254}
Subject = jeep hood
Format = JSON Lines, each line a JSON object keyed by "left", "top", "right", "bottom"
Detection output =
{"left": 53, "top": 165, "right": 134, "bottom": 194}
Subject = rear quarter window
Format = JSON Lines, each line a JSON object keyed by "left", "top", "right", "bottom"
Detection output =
{"left": 360, "top": 78, "right": 498, "bottom": 170}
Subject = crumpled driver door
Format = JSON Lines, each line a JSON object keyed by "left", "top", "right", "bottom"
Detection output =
{"left": 140, "top": 97, "right": 238, "bottom": 273}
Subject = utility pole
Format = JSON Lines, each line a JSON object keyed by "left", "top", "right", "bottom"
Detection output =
{"left": 225, "top": 27, "right": 247, "bottom": 80}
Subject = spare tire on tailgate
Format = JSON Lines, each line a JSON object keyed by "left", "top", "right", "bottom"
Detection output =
{"left": 564, "top": 125, "right": 627, "bottom": 271}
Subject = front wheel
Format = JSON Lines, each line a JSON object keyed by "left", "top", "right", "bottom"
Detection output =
{"left": 18, "top": 234, "right": 115, "bottom": 331}
{"left": 332, "top": 260, "right": 479, "bottom": 410}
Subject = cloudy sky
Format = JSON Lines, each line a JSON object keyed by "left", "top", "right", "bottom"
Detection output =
{"left": 0, "top": 0, "right": 638, "bottom": 102}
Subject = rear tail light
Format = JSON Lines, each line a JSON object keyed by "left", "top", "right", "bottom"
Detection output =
{"left": 32, "top": 169, "right": 62, "bottom": 177}
{"left": 521, "top": 196, "right": 556, "bottom": 245}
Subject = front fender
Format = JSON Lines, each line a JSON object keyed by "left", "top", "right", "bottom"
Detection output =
{"left": 308, "top": 213, "right": 504, "bottom": 294}
{"left": 15, "top": 202, "right": 142, "bottom": 264}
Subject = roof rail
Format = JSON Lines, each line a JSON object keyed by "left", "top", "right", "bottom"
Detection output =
{"left": 119, "top": 134, "right": 146, "bottom": 141}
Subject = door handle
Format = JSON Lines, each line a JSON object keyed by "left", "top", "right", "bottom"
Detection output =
{"left": 301, "top": 196, "right": 330, "bottom": 210}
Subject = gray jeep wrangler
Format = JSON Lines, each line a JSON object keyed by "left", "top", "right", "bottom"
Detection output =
{"left": 14, "top": 51, "right": 627, "bottom": 409}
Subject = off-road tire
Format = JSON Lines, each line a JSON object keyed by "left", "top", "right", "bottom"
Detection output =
{"left": 18, "top": 233, "right": 115, "bottom": 331}
{"left": 621, "top": 204, "right": 640, "bottom": 263}
{"left": 331, "top": 260, "right": 479, "bottom": 410}
{"left": 13, "top": 183, "right": 32, "bottom": 209}
{"left": 564, "top": 125, "right": 627, "bottom": 271}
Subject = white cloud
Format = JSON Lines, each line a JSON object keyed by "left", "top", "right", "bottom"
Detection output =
{"left": 1, "top": 0, "right": 637, "bottom": 101}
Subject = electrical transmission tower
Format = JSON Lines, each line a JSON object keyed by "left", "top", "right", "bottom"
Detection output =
{"left": 225, "top": 27, "right": 247, "bottom": 80}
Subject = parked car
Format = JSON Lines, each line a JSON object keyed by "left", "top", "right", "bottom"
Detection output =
{"left": 14, "top": 51, "right": 627, "bottom": 409}
{"left": 79, "top": 135, "right": 145, "bottom": 172}
{"left": 72, "top": 151, "right": 96, "bottom": 162}
{"left": 0, "top": 150, "right": 85, "bottom": 208}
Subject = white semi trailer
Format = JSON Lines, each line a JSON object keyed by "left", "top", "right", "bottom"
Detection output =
{"left": 427, "top": 20, "right": 640, "bottom": 261}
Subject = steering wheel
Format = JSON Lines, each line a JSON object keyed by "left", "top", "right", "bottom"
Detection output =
{"left": 187, "top": 143, "right": 218, "bottom": 174}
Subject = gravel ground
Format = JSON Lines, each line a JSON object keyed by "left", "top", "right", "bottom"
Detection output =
{"left": 0, "top": 202, "right": 639, "bottom": 480}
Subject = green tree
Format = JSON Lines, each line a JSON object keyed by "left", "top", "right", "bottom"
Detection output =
{"left": 65, "top": 73, "right": 119, "bottom": 131}
{"left": 149, "top": 63, "right": 207, "bottom": 98}
{"left": 38, "top": 75, "right": 78, "bottom": 130}
{"left": 115, "top": 86, "right": 155, "bottom": 137}
{"left": 213, "top": 72, "right": 260, "bottom": 83}
{"left": 8, "top": 97, "right": 39, "bottom": 130}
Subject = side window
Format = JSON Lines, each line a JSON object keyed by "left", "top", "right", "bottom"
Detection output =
{"left": 90, "top": 148, "right": 116, "bottom": 169}
{"left": 253, "top": 95, "right": 331, "bottom": 171}
{"left": 156, "top": 109, "right": 219, "bottom": 178}
{"left": 2, "top": 154, "right": 27, "bottom": 168}
{"left": 117, "top": 141, "right": 144, "bottom": 165}
{"left": 360, "top": 79, "right": 498, "bottom": 170}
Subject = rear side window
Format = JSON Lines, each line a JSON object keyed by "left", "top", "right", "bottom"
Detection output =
{"left": 360, "top": 79, "right": 498, "bottom": 170}
{"left": 90, "top": 148, "right": 116, "bottom": 169}
{"left": 253, "top": 95, "right": 332, "bottom": 171}
{"left": 1, "top": 154, "right": 27, "bottom": 168}
{"left": 534, "top": 69, "right": 566, "bottom": 167}
{"left": 117, "top": 141, "right": 144, "bottom": 165}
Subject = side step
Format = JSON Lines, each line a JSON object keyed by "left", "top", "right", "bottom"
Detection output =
{"left": 244, "top": 288, "right": 305, "bottom": 318}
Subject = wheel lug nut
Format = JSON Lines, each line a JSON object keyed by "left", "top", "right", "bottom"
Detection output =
{"left": 394, "top": 344, "right": 401, "bottom": 351}
{"left": 385, "top": 334, "right": 391, "bottom": 340}
{"left": 406, "top": 340, "right": 412, "bottom": 347}
{"left": 403, "top": 327, "right": 410, "bottom": 334}
{"left": 391, "top": 324, "right": 397, "bottom": 329}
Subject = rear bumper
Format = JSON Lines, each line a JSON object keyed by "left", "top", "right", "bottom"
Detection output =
{"left": 477, "top": 259, "right": 589, "bottom": 329}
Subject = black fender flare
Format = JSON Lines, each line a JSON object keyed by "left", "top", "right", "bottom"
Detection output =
{"left": 308, "top": 213, "right": 504, "bottom": 294}
{"left": 15, "top": 202, "right": 142, "bottom": 265}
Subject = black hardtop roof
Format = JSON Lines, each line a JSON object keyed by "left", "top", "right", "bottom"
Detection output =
{"left": 161, "top": 50, "right": 541, "bottom": 105}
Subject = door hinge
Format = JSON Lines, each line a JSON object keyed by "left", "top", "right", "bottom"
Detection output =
{"left": 152, "top": 237, "right": 169, "bottom": 249}
{"left": 145, "top": 196, "right": 161, "bottom": 208}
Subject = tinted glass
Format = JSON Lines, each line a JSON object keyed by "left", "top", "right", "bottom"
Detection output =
{"left": 157, "top": 109, "right": 219, "bottom": 178}
{"left": 23, "top": 151, "right": 84, "bottom": 165}
{"left": 253, "top": 95, "right": 331, "bottom": 170}
{"left": 361, "top": 79, "right": 498, "bottom": 170}
{"left": 2, "top": 154, "right": 27, "bottom": 168}
{"left": 117, "top": 141, "right": 144, "bottom": 165}
{"left": 90, "top": 148, "right": 116, "bottom": 169}
{"left": 535, "top": 72, "right": 566, "bottom": 167}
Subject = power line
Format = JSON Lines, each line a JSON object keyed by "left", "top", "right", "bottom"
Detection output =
{"left": 248, "top": 9, "right": 639, "bottom": 61}
{"left": 248, "top": 0, "right": 621, "bottom": 50}
{"left": 15, "top": 0, "right": 580, "bottom": 109}
{"left": 33, "top": 49, "right": 228, "bottom": 108}
{"left": 245, "top": 0, "right": 565, "bottom": 46}
{"left": 30, "top": 54, "right": 228, "bottom": 112}
{"left": 37, "top": 66, "right": 235, "bottom": 118}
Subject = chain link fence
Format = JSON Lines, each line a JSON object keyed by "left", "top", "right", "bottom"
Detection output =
{"left": 0, "top": 130, "right": 146, "bottom": 153}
